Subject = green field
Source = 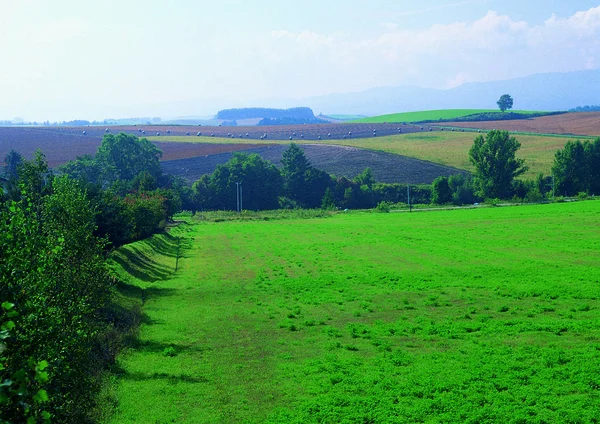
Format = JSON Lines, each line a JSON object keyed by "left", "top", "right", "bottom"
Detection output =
{"left": 151, "top": 132, "right": 576, "bottom": 179}
{"left": 350, "top": 109, "right": 545, "bottom": 124}
{"left": 107, "top": 201, "right": 600, "bottom": 423}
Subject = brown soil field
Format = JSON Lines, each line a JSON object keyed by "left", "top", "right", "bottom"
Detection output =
{"left": 440, "top": 112, "right": 600, "bottom": 136}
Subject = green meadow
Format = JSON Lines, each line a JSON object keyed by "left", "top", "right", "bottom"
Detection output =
{"left": 351, "top": 109, "right": 542, "bottom": 124}
{"left": 107, "top": 201, "right": 600, "bottom": 423}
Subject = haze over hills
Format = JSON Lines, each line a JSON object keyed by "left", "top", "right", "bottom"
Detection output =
{"left": 295, "top": 69, "right": 600, "bottom": 116}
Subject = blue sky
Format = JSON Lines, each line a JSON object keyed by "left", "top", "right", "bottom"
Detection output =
{"left": 2, "top": 0, "right": 600, "bottom": 120}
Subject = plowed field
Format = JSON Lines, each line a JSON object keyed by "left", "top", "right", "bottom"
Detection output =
{"left": 441, "top": 112, "right": 600, "bottom": 136}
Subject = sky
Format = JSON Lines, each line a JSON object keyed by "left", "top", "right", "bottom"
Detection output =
{"left": 2, "top": 0, "right": 600, "bottom": 121}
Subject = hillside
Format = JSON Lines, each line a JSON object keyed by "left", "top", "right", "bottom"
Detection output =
{"left": 440, "top": 112, "right": 600, "bottom": 137}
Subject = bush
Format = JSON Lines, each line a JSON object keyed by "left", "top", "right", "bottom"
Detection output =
{"left": 375, "top": 201, "right": 391, "bottom": 213}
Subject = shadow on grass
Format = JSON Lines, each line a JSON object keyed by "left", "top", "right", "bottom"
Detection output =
{"left": 132, "top": 340, "right": 212, "bottom": 355}
{"left": 110, "top": 231, "right": 192, "bottom": 283}
{"left": 122, "top": 371, "right": 210, "bottom": 384}
{"left": 111, "top": 247, "right": 172, "bottom": 282}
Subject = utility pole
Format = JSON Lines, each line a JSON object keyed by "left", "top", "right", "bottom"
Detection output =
{"left": 407, "top": 183, "right": 411, "bottom": 212}
{"left": 236, "top": 182, "right": 240, "bottom": 212}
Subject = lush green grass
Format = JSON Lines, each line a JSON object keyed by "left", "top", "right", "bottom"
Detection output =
{"left": 352, "top": 109, "right": 543, "bottom": 124}
{"left": 107, "top": 201, "right": 600, "bottom": 423}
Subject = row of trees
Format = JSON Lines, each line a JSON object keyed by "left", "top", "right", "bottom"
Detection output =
{"left": 552, "top": 139, "right": 600, "bottom": 196}
{"left": 1, "top": 160, "right": 113, "bottom": 422}
{"left": 1, "top": 133, "right": 188, "bottom": 421}
{"left": 190, "top": 144, "right": 435, "bottom": 212}
{"left": 431, "top": 129, "right": 600, "bottom": 206}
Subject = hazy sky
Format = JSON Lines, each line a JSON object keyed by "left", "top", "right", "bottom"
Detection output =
{"left": 2, "top": 0, "right": 600, "bottom": 121}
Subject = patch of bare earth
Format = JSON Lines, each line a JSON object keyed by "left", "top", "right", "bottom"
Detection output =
{"left": 440, "top": 112, "right": 600, "bottom": 136}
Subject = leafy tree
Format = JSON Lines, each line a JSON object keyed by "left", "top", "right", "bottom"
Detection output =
{"left": 448, "top": 174, "right": 478, "bottom": 205}
{"left": 3, "top": 150, "right": 23, "bottom": 181}
{"left": 301, "top": 167, "right": 332, "bottom": 208}
{"left": 0, "top": 174, "right": 112, "bottom": 421}
{"left": 204, "top": 153, "right": 282, "bottom": 210}
{"left": 584, "top": 138, "right": 600, "bottom": 195}
{"left": 321, "top": 187, "right": 336, "bottom": 210}
{"left": 552, "top": 140, "right": 587, "bottom": 196}
{"left": 95, "top": 132, "right": 162, "bottom": 184}
{"left": 552, "top": 138, "right": 600, "bottom": 196}
{"left": 281, "top": 143, "right": 310, "bottom": 202}
{"left": 431, "top": 176, "right": 452, "bottom": 204}
{"left": 469, "top": 130, "right": 528, "bottom": 199}
{"left": 59, "top": 154, "right": 103, "bottom": 187}
{"left": 353, "top": 167, "right": 376, "bottom": 188}
{"left": 497, "top": 94, "right": 514, "bottom": 112}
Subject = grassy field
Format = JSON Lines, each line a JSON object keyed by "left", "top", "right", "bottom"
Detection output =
{"left": 352, "top": 109, "right": 542, "bottom": 124}
{"left": 150, "top": 131, "right": 576, "bottom": 179}
{"left": 107, "top": 201, "right": 600, "bottom": 423}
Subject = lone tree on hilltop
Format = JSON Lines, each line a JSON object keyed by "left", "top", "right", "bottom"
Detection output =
{"left": 497, "top": 94, "right": 514, "bottom": 112}
{"left": 469, "top": 129, "right": 528, "bottom": 199}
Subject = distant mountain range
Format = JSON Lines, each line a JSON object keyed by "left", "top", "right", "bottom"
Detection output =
{"left": 297, "top": 69, "right": 600, "bottom": 116}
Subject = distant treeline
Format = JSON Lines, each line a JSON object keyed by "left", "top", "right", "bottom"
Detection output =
{"left": 217, "top": 107, "right": 316, "bottom": 120}
{"left": 420, "top": 111, "right": 565, "bottom": 124}
{"left": 258, "top": 116, "right": 326, "bottom": 126}
{"left": 569, "top": 105, "right": 600, "bottom": 112}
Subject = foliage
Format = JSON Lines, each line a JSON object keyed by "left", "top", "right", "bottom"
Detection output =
{"left": 2, "top": 150, "right": 23, "bottom": 181}
{"left": 0, "top": 168, "right": 113, "bottom": 422}
{"left": 569, "top": 105, "right": 600, "bottom": 112}
{"left": 552, "top": 138, "right": 600, "bottom": 196}
{"left": 321, "top": 188, "right": 336, "bottom": 210}
{"left": 375, "top": 201, "right": 391, "bottom": 212}
{"left": 431, "top": 176, "right": 452, "bottom": 204}
{"left": 95, "top": 132, "right": 163, "bottom": 184}
{"left": 194, "top": 152, "right": 283, "bottom": 211}
{"left": 448, "top": 174, "right": 478, "bottom": 205}
{"left": 497, "top": 94, "right": 514, "bottom": 112}
{"left": 469, "top": 130, "right": 528, "bottom": 199}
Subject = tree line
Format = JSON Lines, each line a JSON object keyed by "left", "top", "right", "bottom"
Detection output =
{"left": 190, "top": 143, "right": 435, "bottom": 212}
{"left": 430, "top": 129, "right": 600, "bottom": 205}
{"left": 1, "top": 133, "right": 184, "bottom": 422}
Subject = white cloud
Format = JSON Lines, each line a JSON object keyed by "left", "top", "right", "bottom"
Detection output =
{"left": 252, "top": 6, "right": 600, "bottom": 93}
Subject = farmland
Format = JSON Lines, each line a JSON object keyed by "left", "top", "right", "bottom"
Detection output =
{"left": 0, "top": 118, "right": 587, "bottom": 180}
{"left": 107, "top": 200, "right": 600, "bottom": 423}
{"left": 442, "top": 112, "right": 600, "bottom": 137}
{"left": 160, "top": 144, "right": 467, "bottom": 184}
{"left": 150, "top": 131, "right": 574, "bottom": 179}
{"left": 352, "top": 109, "right": 546, "bottom": 124}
